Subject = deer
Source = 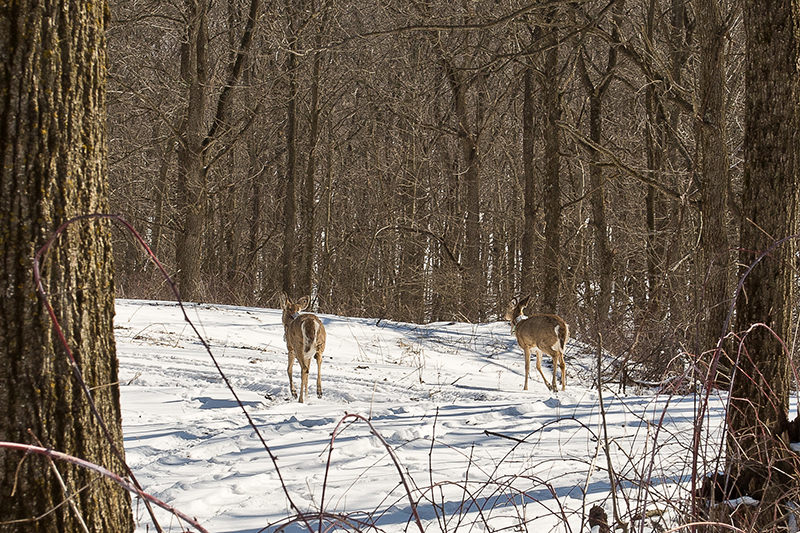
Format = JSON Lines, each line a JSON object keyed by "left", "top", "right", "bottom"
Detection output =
{"left": 280, "top": 292, "right": 327, "bottom": 403}
{"left": 505, "top": 295, "right": 569, "bottom": 391}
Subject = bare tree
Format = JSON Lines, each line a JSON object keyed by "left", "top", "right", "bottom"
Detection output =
{"left": 576, "top": 0, "right": 624, "bottom": 331}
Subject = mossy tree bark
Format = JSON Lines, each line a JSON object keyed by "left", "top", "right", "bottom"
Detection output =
{"left": 0, "top": 0, "right": 134, "bottom": 531}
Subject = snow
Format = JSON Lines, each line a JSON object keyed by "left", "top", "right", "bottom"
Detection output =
{"left": 115, "top": 299, "right": 727, "bottom": 533}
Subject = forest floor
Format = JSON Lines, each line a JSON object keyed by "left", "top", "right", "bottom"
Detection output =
{"left": 116, "top": 299, "right": 727, "bottom": 533}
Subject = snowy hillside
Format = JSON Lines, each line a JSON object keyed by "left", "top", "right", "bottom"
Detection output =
{"left": 114, "top": 299, "right": 726, "bottom": 533}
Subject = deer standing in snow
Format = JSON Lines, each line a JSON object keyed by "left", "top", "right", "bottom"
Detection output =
{"left": 505, "top": 295, "right": 569, "bottom": 391}
{"left": 280, "top": 292, "right": 327, "bottom": 403}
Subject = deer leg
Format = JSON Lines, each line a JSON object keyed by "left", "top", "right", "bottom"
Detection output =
{"left": 523, "top": 347, "right": 531, "bottom": 390}
{"left": 315, "top": 351, "right": 323, "bottom": 398}
{"left": 299, "top": 358, "right": 310, "bottom": 403}
{"left": 535, "top": 348, "right": 551, "bottom": 391}
{"left": 559, "top": 352, "right": 566, "bottom": 390}
{"left": 287, "top": 349, "right": 297, "bottom": 399}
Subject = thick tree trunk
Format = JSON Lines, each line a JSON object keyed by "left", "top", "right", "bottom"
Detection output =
{"left": 723, "top": 0, "right": 799, "bottom": 527}
{"left": 0, "top": 0, "right": 134, "bottom": 530}
{"left": 731, "top": 0, "right": 796, "bottom": 451}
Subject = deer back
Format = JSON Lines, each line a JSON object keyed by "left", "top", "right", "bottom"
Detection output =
{"left": 515, "top": 314, "right": 568, "bottom": 356}
{"left": 280, "top": 292, "right": 326, "bottom": 358}
{"left": 285, "top": 314, "right": 326, "bottom": 356}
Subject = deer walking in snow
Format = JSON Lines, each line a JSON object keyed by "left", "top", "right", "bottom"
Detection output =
{"left": 505, "top": 295, "right": 569, "bottom": 391}
{"left": 280, "top": 292, "right": 327, "bottom": 403}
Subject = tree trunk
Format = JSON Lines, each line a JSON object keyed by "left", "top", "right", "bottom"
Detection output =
{"left": 695, "top": 0, "right": 731, "bottom": 360}
{"left": 521, "top": 64, "right": 538, "bottom": 296}
{"left": 725, "top": 0, "right": 799, "bottom": 527}
{"left": 442, "top": 56, "right": 483, "bottom": 321}
{"left": 301, "top": 48, "right": 322, "bottom": 300}
{"left": 540, "top": 30, "right": 562, "bottom": 314}
{"left": 176, "top": 0, "right": 209, "bottom": 303}
{"left": 152, "top": 135, "right": 174, "bottom": 264}
{"left": 281, "top": 8, "right": 299, "bottom": 295}
{"left": 0, "top": 0, "right": 134, "bottom": 530}
{"left": 577, "top": 0, "right": 621, "bottom": 330}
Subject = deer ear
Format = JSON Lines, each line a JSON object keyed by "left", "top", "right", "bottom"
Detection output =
{"left": 280, "top": 292, "right": 288, "bottom": 307}
{"left": 520, "top": 295, "right": 531, "bottom": 307}
{"left": 298, "top": 296, "right": 310, "bottom": 310}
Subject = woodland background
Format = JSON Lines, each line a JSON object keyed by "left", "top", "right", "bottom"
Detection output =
{"left": 106, "top": 0, "right": 751, "bottom": 380}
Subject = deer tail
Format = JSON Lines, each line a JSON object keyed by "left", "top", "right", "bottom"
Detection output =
{"left": 302, "top": 321, "right": 319, "bottom": 358}
{"left": 557, "top": 322, "right": 569, "bottom": 353}
{"left": 556, "top": 323, "right": 569, "bottom": 353}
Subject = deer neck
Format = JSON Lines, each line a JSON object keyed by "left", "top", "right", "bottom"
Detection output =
{"left": 282, "top": 310, "right": 300, "bottom": 329}
{"left": 511, "top": 313, "right": 527, "bottom": 334}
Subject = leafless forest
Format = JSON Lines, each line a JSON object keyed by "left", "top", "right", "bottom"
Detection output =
{"left": 106, "top": 0, "right": 747, "bottom": 380}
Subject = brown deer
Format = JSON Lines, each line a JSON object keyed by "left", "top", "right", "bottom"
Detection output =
{"left": 280, "top": 292, "right": 327, "bottom": 403}
{"left": 505, "top": 295, "right": 569, "bottom": 391}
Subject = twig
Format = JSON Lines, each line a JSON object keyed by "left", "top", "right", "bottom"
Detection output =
{"left": 0, "top": 442, "right": 210, "bottom": 533}
{"left": 597, "top": 334, "right": 628, "bottom": 533}
{"left": 28, "top": 431, "right": 91, "bottom": 533}
{"left": 323, "top": 413, "right": 426, "bottom": 533}
{"left": 33, "top": 214, "right": 164, "bottom": 533}
{"left": 34, "top": 214, "right": 315, "bottom": 533}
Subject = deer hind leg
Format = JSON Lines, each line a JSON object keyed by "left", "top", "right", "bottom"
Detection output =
{"left": 534, "top": 348, "right": 552, "bottom": 391}
{"left": 558, "top": 351, "right": 566, "bottom": 390}
{"left": 298, "top": 357, "right": 311, "bottom": 403}
{"left": 523, "top": 347, "right": 531, "bottom": 390}
{"left": 315, "top": 351, "right": 323, "bottom": 398}
{"left": 287, "top": 349, "right": 297, "bottom": 399}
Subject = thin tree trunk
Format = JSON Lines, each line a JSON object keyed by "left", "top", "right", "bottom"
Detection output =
{"left": 442, "top": 57, "right": 482, "bottom": 321}
{"left": 577, "top": 1, "right": 621, "bottom": 329}
{"left": 695, "top": 0, "right": 731, "bottom": 358}
{"left": 281, "top": 0, "right": 299, "bottom": 295}
{"left": 521, "top": 63, "right": 538, "bottom": 296}
{"left": 176, "top": 0, "right": 209, "bottom": 303}
{"left": 301, "top": 49, "right": 322, "bottom": 299}
{"left": 152, "top": 135, "right": 174, "bottom": 262}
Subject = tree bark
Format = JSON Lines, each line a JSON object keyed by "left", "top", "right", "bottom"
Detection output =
{"left": 695, "top": 0, "right": 731, "bottom": 359}
{"left": 576, "top": 0, "right": 621, "bottom": 329}
{"left": 521, "top": 63, "right": 538, "bottom": 297}
{"left": 280, "top": 14, "right": 299, "bottom": 296}
{"left": 0, "top": 0, "right": 134, "bottom": 530}
{"left": 442, "top": 56, "right": 483, "bottom": 321}
{"left": 726, "top": 0, "right": 799, "bottom": 525}
{"left": 176, "top": 0, "right": 210, "bottom": 302}
{"left": 301, "top": 48, "right": 322, "bottom": 299}
{"left": 540, "top": 29, "right": 562, "bottom": 314}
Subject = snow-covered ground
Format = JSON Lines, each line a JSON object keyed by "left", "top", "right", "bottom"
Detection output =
{"left": 115, "top": 299, "right": 727, "bottom": 533}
